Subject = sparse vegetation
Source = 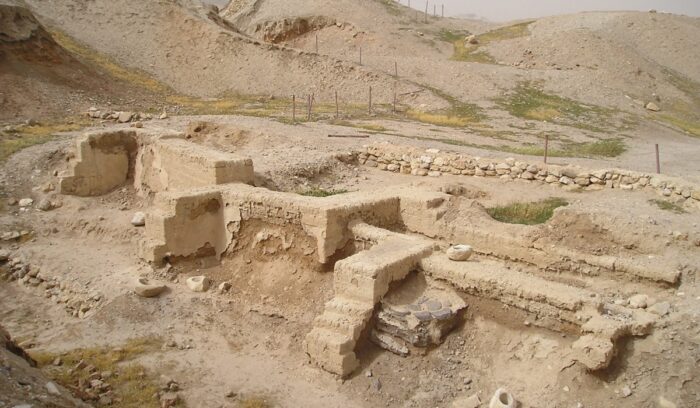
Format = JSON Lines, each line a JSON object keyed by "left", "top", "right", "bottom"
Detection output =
{"left": 649, "top": 199, "right": 687, "bottom": 214}
{"left": 357, "top": 123, "right": 387, "bottom": 132}
{"left": 0, "top": 117, "right": 91, "bottom": 162}
{"left": 239, "top": 396, "right": 273, "bottom": 408}
{"left": 30, "top": 337, "right": 170, "bottom": 408}
{"left": 501, "top": 138, "right": 626, "bottom": 158}
{"left": 299, "top": 188, "right": 349, "bottom": 197}
{"left": 655, "top": 72, "right": 700, "bottom": 137}
{"left": 407, "top": 84, "right": 484, "bottom": 127}
{"left": 658, "top": 113, "right": 700, "bottom": 138}
{"left": 390, "top": 132, "right": 625, "bottom": 158}
{"left": 51, "top": 30, "right": 170, "bottom": 95}
{"left": 444, "top": 21, "right": 533, "bottom": 63}
{"left": 329, "top": 120, "right": 388, "bottom": 132}
{"left": 375, "top": 0, "right": 402, "bottom": 16}
{"left": 486, "top": 198, "right": 568, "bottom": 225}
{"left": 497, "top": 82, "right": 616, "bottom": 132}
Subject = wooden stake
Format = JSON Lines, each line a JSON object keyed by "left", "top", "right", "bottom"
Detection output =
{"left": 424, "top": 1, "right": 428, "bottom": 23}
{"left": 328, "top": 134, "right": 370, "bottom": 139}
{"left": 394, "top": 61, "right": 398, "bottom": 77}
{"left": 655, "top": 143, "right": 661, "bottom": 174}
{"left": 393, "top": 87, "right": 397, "bottom": 114}
{"left": 307, "top": 94, "right": 312, "bottom": 121}
{"left": 368, "top": 86, "right": 372, "bottom": 115}
{"left": 544, "top": 134, "right": 549, "bottom": 164}
{"left": 315, "top": 33, "right": 318, "bottom": 53}
{"left": 335, "top": 91, "right": 339, "bottom": 118}
{"left": 292, "top": 94, "right": 296, "bottom": 123}
{"left": 434, "top": 4, "right": 436, "bottom": 17}
{"left": 442, "top": 4, "right": 444, "bottom": 18}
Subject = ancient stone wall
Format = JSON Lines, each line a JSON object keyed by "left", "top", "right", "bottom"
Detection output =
{"left": 359, "top": 143, "right": 700, "bottom": 209}
{"left": 140, "top": 184, "right": 404, "bottom": 265}
{"left": 151, "top": 139, "right": 254, "bottom": 190}
{"left": 60, "top": 129, "right": 255, "bottom": 197}
{"left": 59, "top": 130, "right": 139, "bottom": 196}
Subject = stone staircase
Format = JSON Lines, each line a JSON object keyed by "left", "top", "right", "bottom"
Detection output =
{"left": 304, "top": 223, "right": 434, "bottom": 377}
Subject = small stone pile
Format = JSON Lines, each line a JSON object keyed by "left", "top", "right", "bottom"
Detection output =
{"left": 6, "top": 193, "right": 61, "bottom": 214}
{"left": 86, "top": 108, "right": 167, "bottom": 123}
{"left": 358, "top": 144, "right": 700, "bottom": 208}
{"left": 1, "top": 230, "right": 32, "bottom": 242}
{"left": 1, "top": 255, "right": 103, "bottom": 319}
{"left": 71, "top": 360, "right": 115, "bottom": 405}
{"left": 158, "top": 377, "right": 181, "bottom": 408}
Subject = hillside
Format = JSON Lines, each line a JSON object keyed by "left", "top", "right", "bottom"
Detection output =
{"left": 2, "top": 1, "right": 700, "bottom": 408}
{"left": 22, "top": 0, "right": 441, "bottom": 108}
{"left": 10, "top": 0, "right": 698, "bottom": 140}
{"left": 0, "top": 0, "right": 160, "bottom": 121}
{"left": 0, "top": 0, "right": 695, "bottom": 170}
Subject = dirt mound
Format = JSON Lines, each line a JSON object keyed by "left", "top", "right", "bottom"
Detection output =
{"left": 21, "top": 0, "right": 441, "bottom": 108}
{"left": 0, "top": 1, "right": 158, "bottom": 121}
{"left": 486, "top": 11, "right": 700, "bottom": 111}
{"left": 532, "top": 208, "right": 619, "bottom": 256}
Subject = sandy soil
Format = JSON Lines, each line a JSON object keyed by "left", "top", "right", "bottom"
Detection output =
{"left": 1, "top": 1, "right": 700, "bottom": 407}
{"left": 1, "top": 116, "right": 700, "bottom": 407}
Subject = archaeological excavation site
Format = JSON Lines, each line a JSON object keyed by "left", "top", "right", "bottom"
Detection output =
{"left": 1, "top": 1, "right": 699, "bottom": 408}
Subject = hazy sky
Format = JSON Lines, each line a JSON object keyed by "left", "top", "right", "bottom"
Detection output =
{"left": 403, "top": 0, "right": 700, "bottom": 21}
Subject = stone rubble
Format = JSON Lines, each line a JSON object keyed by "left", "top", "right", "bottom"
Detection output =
{"left": 86, "top": 107, "right": 156, "bottom": 123}
{"left": 628, "top": 294, "right": 649, "bottom": 309}
{"left": 1, "top": 255, "right": 103, "bottom": 319}
{"left": 358, "top": 144, "right": 700, "bottom": 209}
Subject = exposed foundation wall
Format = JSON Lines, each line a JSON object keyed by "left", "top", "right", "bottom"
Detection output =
{"left": 360, "top": 143, "right": 700, "bottom": 210}
{"left": 60, "top": 129, "right": 255, "bottom": 197}
{"left": 141, "top": 189, "right": 227, "bottom": 263}
{"left": 141, "top": 184, "right": 404, "bottom": 265}
{"left": 60, "top": 130, "right": 139, "bottom": 196}
{"left": 151, "top": 139, "right": 254, "bottom": 191}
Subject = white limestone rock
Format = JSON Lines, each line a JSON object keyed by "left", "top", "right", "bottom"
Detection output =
{"left": 117, "top": 111, "right": 134, "bottom": 123}
{"left": 131, "top": 212, "right": 146, "bottom": 227}
{"left": 489, "top": 388, "right": 516, "bottom": 408}
{"left": 447, "top": 245, "right": 473, "bottom": 261}
{"left": 186, "top": 276, "right": 211, "bottom": 292}
{"left": 628, "top": 294, "right": 649, "bottom": 309}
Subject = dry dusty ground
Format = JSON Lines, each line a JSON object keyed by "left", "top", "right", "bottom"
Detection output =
{"left": 1, "top": 1, "right": 700, "bottom": 407}
{"left": 1, "top": 116, "right": 699, "bottom": 408}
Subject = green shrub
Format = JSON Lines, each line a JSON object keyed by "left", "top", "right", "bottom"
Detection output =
{"left": 486, "top": 198, "right": 568, "bottom": 225}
